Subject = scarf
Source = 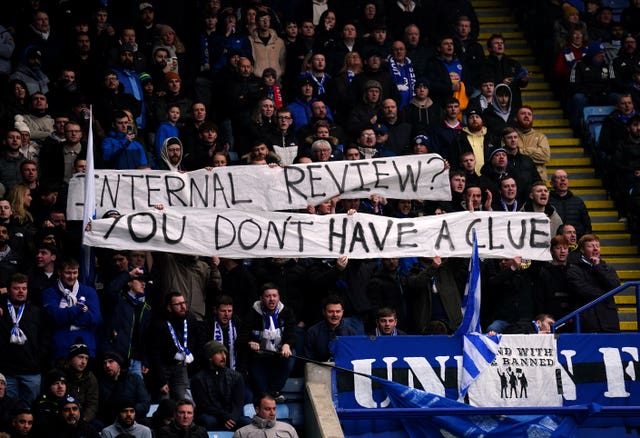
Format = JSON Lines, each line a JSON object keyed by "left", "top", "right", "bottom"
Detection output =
{"left": 311, "top": 73, "right": 329, "bottom": 95}
{"left": 387, "top": 55, "right": 415, "bottom": 107}
{"left": 253, "top": 301, "right": 284, "bottom": 352}
{"left": 500, "top": 199, "right": 518, "bottom": 211}
{"left": 58, "top": 279, "right": 82, "bottom": 331}
{"left": 346, "top": 70, "right": 355, "bottom": 84}
{"left": 167, "top": 319, "right": 194, "bottom": 364}
{"left": 8, "top": 300, "right": 27, "bottom": 344}
{"left": 213, "top": 320, "right": 237, "bottom": 369}
{"left": 375, "top": 326, "right": 398, "bottom": 336}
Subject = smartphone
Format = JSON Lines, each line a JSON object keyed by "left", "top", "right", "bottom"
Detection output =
{"left": 126, "top": 125, "right": 134, "bottom": 135}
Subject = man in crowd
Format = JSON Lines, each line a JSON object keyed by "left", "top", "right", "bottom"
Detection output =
{"left": 190, "top": 340, "right": 250, "bottom": 431}
{"left": 549, "top": 169, "right": 592, "bottom": 238}
{"left": 234, "top": 394, "right": 299, "bottom": 438}
{"left": 156, "top": 399, "right": 208, "bottom": 438}
{"left": 100, "top": 400, "right": 152, "bottom": 438}
{"left": 305, "top": 295, "right": 357, "bottom": 361}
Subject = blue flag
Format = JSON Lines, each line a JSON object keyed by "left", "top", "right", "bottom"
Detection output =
{"left": 377, "top": 376, "right": 578, "bottom": 437}
{"left": 455, "top": 231, "right": 501, "bottom": 397}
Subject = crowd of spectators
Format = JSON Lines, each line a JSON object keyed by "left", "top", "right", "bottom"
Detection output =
{"left": 0, "top": 0, "right": 630, "bottom": 436}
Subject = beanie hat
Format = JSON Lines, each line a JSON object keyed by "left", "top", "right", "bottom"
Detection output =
{"left": 59, "top": 395, "right": 80, "bottom": 410}
{"left": 364, "top": 80, "right": 382, "bottom": 91}
{"left": 139, "top": 72, "right": 152, "bottom": 84}
{"left": 103, "top": 351, "right": 124, "bottom": 367}
{"left": 44, "top": 369, "right": 66, "bottom": 388}
{"left": 413, "top": 134, "right": 431, "bottom": 146}
{"left": 489, "top": 147, "right": 507, "bottom": 160}
{"left": 68, "top": 341, "right": 90, "bottom": 359}
{"left": 14, "top": 120, "right": 30, "bottom": 134}
{"left": 165, "top": 72, "right": 181, "bottom": 83}
{"left": 117, "top": 399, "right": 136, "bottom": 412}
{"left": 203, "top": 340, "right": 228, "bottom": 358}
{"left": 562, "top": 5, "right": 579, "bottom": 19}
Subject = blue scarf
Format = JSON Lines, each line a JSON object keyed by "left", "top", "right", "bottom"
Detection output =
{"left": 387, "top": 55, "right": 416, "bottom": 109}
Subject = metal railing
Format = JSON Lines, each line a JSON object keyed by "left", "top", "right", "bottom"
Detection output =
{"left": 552, "top": 281, "right": 640, "bottom": 333}
{"left": 337, "top": 405, "right": 640, "bottom": 419}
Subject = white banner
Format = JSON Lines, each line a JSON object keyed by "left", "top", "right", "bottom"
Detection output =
{"left": 83, "top": 209, "right": 552, "bottom": 260}
{"left": 66, "top": 155, "right": 451, "bottom": 220}
{"left": 468, "top": 334, "right": 562, "bottom": 407}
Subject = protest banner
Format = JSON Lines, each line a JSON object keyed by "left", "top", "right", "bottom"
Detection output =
{"left": 468, "top": 334, "right": 562, "bottom": 407}
{"left": 83, "top": 209, "right": 552, "bottom": 260}
{"left": 66, "top": 154, "right": 451, "bottom": 220}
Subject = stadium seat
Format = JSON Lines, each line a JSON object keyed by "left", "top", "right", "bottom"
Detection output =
{"left": 243, "top": 403, "right": 291, "bottom": 423}
{"left": 281, "top": 377, "right": 305, "bottom": 401}
{"left": 582, "top": 105, "right": 614, "bottom": 128}
{"left": 207, "top": 432, "right": 234, "bottom": 438}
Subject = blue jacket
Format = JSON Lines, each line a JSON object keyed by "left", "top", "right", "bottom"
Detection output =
{"left": 42, "top": 283, "right": 102, "bottom": 358}
{"left": 102, "top": 130, "right": 148, "bottom": 169}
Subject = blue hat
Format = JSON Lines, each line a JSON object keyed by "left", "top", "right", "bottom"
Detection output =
{"left": 373, "top": 123, "right": 388, "bottom": 134}
{"left": 489, "top": 147, "right": 507, "bottom": 160}
{"left": 413, "top": 134, "right": 431, "bottom": 145}
{"left": 587, "top": 41, "right": 605, "bottom": 56}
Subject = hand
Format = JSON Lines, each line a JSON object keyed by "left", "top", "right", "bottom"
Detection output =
{"left": 224, "top": 419, "right": 236, "bottom": 430}
{"left": 432, "top": 256, "right": 442, "bottom": 267}
{"left": 281, "top": 344, "right": 292, "bottom": 358}
{"left": 130, "top": 267, "right": 144, "bottom": 278}
{"left": 483, "top": 189, "right": 493, "bottom": 211}
{"left": 336, "top": 255, "right": 348, "bottom": 271}
{"left": 590, "top": 256, "right": 600, "bottom": 265}
{"left": 306, "top": 204, "right": 316, "bottom": 214}
{"left": 141, "top": 365, "right": 149, "bottom": 374}
{"left": 160, "top": 384, "right": 169, "bottom": 394}
{"left": 249, "top": 341, "right": 260, "bottom": 351}
{"left": 210, "top": 256, "right": 220, "bottom": 268}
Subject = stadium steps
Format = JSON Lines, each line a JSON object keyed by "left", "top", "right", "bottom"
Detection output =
{"left": 474, "top": 0, "right": 640, "bottom": 331}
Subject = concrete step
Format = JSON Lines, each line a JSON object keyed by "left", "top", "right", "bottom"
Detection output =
{"left": 483, "top": 47, "right": 534, "bottom": 56}
{"left": 535, "top": 118, "right": 570, "bottom": 128}
{"left": 607, "top": 256, "right": 640, "bottom": 270}
{"left": 476, "top": 7, "right": 511, "bottom": 16}
{"left": 528, "top": 100, "right": 563, "bottom": 110}
{"left": 547, "top": 170, "right": 596, "bottom": 180}
{"left": 592, "top": 222, "right": 627, "bottom": 232}
{"left": 601, "top": 245, "right": 639, "bottom": 255}
{"left": 478, "top": 16, "right": 516, "bottom": 24}
{"left": 480, "top": 23, "right": 520, "bottom": 33}
{"left": 548, "top": 157, "right": 592, "bottom": 167}
{"left": 570, "top": 178, "right": 606, "bottom": 187}
{"left": 549, "top": 138, "right": 581, "bottom": 146}
{"left": 474, "top": 0, "right": 504, "bottom": 7}
{"left": 618, "top": 273, "right": 640, "bottom": 281}
{"left": 621, "top": 321, "right": 637, "bottom": 331}
{"left": 615, "top": 294, "right": 638, "bottom": 305}
{"left": 584, "top": 200, "right": 616, "bottom": 209}
{"left": 541, "top": 128, "right": 574, "bottom": 137}
{"left": 479, "top": 31, "right": 524, "bottom": 40}
{"left": 599, "top": 233, "right": 633, "bottom": 245}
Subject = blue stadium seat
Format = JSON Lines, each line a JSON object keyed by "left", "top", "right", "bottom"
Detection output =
{"left": 600, "top": 0, "right": 628, "bottom": 9}
{"left": 243, "top": 403, "right": 291, "bottom": 423}
{"left": 287, "top": 402, "right": 305, "bottom": 427}
{"left": 281, "top": 377, "right": 305, "bottom": 401}
{"left": 208, "top": 432, "right": 234, "bottom": 438}
{"left": 583, "top": 105, "right": 614, "bottom": 128}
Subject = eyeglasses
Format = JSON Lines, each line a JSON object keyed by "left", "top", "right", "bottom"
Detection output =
{"left": 361, "top": 133, "right": 375, "bottom": 138}
{"left": 277, "top": 116, "right": 292, "bottom": 120}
